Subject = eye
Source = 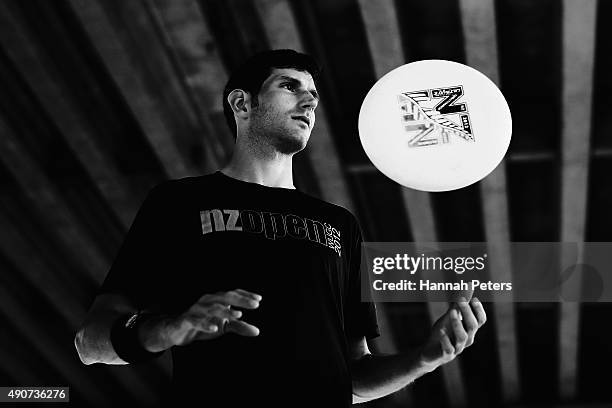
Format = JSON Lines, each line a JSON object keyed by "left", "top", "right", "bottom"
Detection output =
{"left": 281, "top": 83, "right": 297, "bottom": 92}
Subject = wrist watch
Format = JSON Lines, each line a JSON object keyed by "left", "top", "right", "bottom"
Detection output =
{"left": 110, "top": 310, "right": 163, "bottom": 363}
{"left": 124, "top": 310, "right": 153, "bottom": 331}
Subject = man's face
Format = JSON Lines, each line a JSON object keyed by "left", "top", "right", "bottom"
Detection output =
{"left": 248, "top": 68, "right": 319, "bottom": 154}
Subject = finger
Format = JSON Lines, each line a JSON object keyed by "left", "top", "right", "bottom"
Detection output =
{"left": 440, "top": 330, "right": 455, "bottom": 355}
{"left": 198, "top": 292, "right": 260, "bottom": 309}
{"left": 223, "top": 290, "right": 261, "bottom": 309}
{"left": 219, "top": 318, "right": 230, "bottom": 335}
{"left": 457, "top": 299, "right": 479, "bottom": 344}
{"left": 471, "top": 297, "right": 487, "bottom": 327}
{"left": 450, "top": 309, "right": 468, "bottom": 354}
{"left": 206, "top": 303, "right": 243, "bottom": 320}
{"left": 453, "top": 304, "right": 463, "bottom": 321}
{"left": 185, "top": 314, "right": 219, "bottom": 334}
{"left": 190, "top": 317, "right": 223, "bottom": 341}
{"left": 188, "top": 303, "right": 243, "bottom": 322}
{"left": 203, "top": 315, "right": 228, "bottom": 334}
{"left": 225, "top": 319, "right": 260, "bottom": 337}
{"left": 192, "top": 329, "right": 216, "bottom": 342}
{"left": 234, "top": 288, "right": 263, "bottom": 302}
{"left": 205, "top": 324, "right": 219, "bottom": 333}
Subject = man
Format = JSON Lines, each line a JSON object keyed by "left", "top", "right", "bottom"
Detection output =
{"left": 74, "top": 49, "right": 486, "bottom": 406}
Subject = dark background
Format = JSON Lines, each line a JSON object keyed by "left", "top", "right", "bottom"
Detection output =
{"left": 0, "top": 0, "right": 610, "bottom": 407}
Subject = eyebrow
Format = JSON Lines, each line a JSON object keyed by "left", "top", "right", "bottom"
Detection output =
{"left": 276, "top": 75, "right": 320, "bottom": 100}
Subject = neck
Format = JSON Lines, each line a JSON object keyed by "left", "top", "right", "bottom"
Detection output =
{"left": 221, "top": 133, "right": 296, "bottom": 189}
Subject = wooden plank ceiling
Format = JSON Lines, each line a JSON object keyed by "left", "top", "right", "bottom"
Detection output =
{"left": 0, "top": 0, "right": 611, "bottom": 407}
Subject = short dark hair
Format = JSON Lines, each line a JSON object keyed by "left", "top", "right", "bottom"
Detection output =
{"left": 222, "top": 49, "right": 321, "bottom": 140}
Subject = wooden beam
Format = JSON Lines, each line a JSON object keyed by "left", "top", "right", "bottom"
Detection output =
{"left": 402, "top": 193, "right": 467, "bottom": 408}
{"left": 148, "top": 0, "right": 317, "bottom": 195}
{"left": 0, "top": 118, "right": 165, "bottom": 402}
{"left": 0, "top": 1, "right": 138, "bottom": 229}
{"left": 0, "top": 289, "right": 113, "bottom": 407}
{"left": 559, "top": 0, "right": 597, "bottom": 400}
{"left": 0, "top": 193, "right": 170, "bottom": 394}
{"left": 356, "top": 0, "right": 404, "bottom": 76}
{"left": 0, "top": 117, "right": 109, "bottom": 283}
{"left": 511, "top": 405, "right": 612, "bottom": 408}
{"left": 109, "top": 0, "right": 222, "bottom": 172}
{"left": 0, "top": 307, "right": 54, "bottom": 387}
{"left": 66, "top": 0, "right": 195, "bottom": 179}
{"left": 0, "top": 245, "right": 141, "bottom": 403}
{"left": 0, "top": 205, "right": 90, "bottom": 327}
{"left": 477, "top": 163, "right": 520, "bottom": 400}
{"left": 253, "top": 0, "right": 356, "bottom": 213}
{"left": 144, "top": 0, "right": 230, "bottom": 164}
{"left": 592, "top": 147, "right": 612, "bottom": 157}
{"left": 357, "top": 0, "right": 466, "bottom": 406}
{"left": 253, "top": 0, "right": 303, "bottom": 53}
{"left": 148, "top": 0, "right": 227, "bottom": 111}
{"left": 458, "top": 0, "right": 520, "bottom": 403}
{"left": 226, "top": 0, "right": 269, "bottom": 56}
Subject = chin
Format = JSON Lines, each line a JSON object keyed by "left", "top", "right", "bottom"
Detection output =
{"left": 273, "top": 132, "right": 309, "bottom": 154}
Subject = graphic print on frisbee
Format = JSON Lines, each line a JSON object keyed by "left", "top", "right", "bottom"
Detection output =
{"left": 398, "top": 85, "right": 474, "bottom": 147}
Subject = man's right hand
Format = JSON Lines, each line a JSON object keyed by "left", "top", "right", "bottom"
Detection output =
{"left": 140, "top": 289, "right": 262, "bottom": 352}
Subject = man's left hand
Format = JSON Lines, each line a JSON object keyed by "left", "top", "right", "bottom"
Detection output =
{"left": 418, "top": 297, "right": 486, "bottom": 371}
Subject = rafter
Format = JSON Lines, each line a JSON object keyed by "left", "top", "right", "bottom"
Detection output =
{"left": 0, "top": 1, "right": 138, "bottom": 229}
{"left": 145, "top": 0, "right": 230, "bottom": 165}
{"left": 559, "top": 0, "right": 597, "bottom": 399}
{"left": 110, "top": 0, "right": 222, "bottom": 172}
{"left": 0, "top": 117, "right": 166, "bottom": 402}
{"left": 253, "top": 0, "right": 356, "bottom": 213}
{"left": 0, "top": 311, "right": 52, "bottom": 387}
{"left": 0, "top": 289, "right": 112, "bottom": 407}
{"left": 458, "top": 0, "right": 520, "bottom": 403}
{"left": 66, "top": 0, "right": 196, "bottom": 179}
{"left": 0, "top": 116, "right": 109, "bottom": 283}
{"left": 357, "top": 0, "right": 466, "bottom": 405}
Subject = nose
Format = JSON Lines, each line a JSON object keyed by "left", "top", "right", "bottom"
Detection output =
{"left": 300, "top": 91, "right": 318, "bottom": 111}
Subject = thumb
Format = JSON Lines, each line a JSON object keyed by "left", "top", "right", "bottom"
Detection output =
{"left": 225, "top": 319, "right": 260, "bottom": 337}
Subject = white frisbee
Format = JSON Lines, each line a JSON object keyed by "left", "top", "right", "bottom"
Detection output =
{"left": 358, "top": 60, "right": 512, "bottom": 192}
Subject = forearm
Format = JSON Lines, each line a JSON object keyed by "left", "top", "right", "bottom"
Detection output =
{"left": 351, "top": 349, "right": 436, "bottom": 401}
{"left": 74, "top": 312, "right": 128, "bottom": 365}
{"left": 137, "top": 314, "right": 175, "bottom": 353}
{"left": 74, "top": 312, "right": 171, "bottom": 365}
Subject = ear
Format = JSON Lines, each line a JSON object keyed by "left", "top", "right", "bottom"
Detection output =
{"left": 227, "top": 89, "right": 252, "bottom": 119}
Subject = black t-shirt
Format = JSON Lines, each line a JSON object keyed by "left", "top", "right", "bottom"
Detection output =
{"left": 99, "top": 171, "right": 379, "bottom": 407}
